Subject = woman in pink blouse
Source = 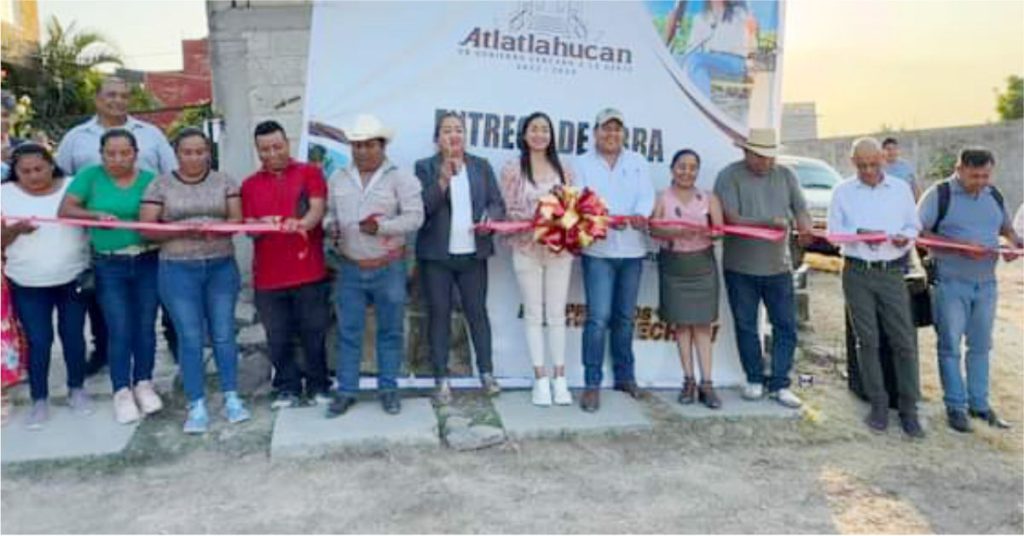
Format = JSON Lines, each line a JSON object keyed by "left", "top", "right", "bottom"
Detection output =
{"left": 499, "top": 112, "right": 575, "bottom": 406}
{"left": 651, "top": 149, "right": 724, "bottom": 408}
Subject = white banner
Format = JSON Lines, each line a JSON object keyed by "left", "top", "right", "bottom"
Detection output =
{"left": 301, "top": 0, "right": 786, "bottom": 388}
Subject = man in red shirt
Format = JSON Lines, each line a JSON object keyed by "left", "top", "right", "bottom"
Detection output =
{"left": 241, "top": 120, "right": 330, "bottom": 408}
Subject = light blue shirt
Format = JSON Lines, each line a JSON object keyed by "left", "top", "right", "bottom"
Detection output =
{"left": 919, "top": 175, "right": 1011, "bottom": 282}
{"left": 573, "top": 148, "right": 655, "bottom": 259}
{"left": 55, "top": 115, "right": 177, "bottom": 176}
{"left": 827, "top": 174, "right": 919, "bottom": 262}
{"left": 883, "top": 158, "right": 915, "bottom": 186}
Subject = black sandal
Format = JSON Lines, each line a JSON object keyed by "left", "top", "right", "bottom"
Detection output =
{"left": 699, "top": 381, "right": 721, "bottom": 409}
{"left": 678, "top": 377, "right": 697, "bottom": 405}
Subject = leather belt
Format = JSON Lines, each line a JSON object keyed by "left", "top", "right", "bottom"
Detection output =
{"left": 844, "top": 255, "right": 908, "bottom": 272}
{"left": 95, "top": 244, "right": 159, "bottom": 257}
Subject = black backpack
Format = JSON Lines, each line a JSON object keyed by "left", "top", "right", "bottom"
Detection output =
{"left": 923, "top": 179, "right": 1006, "bottom": 288}
{"left": 930, "top": 179, "right": 1006, "bottom": 233}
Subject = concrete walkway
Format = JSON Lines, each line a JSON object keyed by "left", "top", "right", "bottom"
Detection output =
{"left": 493, "top": 390, "right": 654, "bottom": 439}
{"left": 2, "top": 386, "right": 802, "bottom": 465}
{"left": 652, "top": 388, "right": 802, "bottom": 420}
{"left": 1, "top": 402, "right": 140, "bottom": 464}
{"left": 270, "top": 396, "right": 440, "bottom": 459}
{"left": 7, "top": 347, "right": 179, "bottom": 404}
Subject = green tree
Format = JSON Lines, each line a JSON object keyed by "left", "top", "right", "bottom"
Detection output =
{"left": 32, "top": 17, "right": 123, "bottom": 127}
{"left": 996, "top": 75, "right": 1023, "bottom": 120}
{"left": 925, "top": 145, "right": 959, "bottom": 183}
{"left": 166, "top": 103, "right": 214, "bottom": 140}
{"left": 3, "top": 16, "right": 160, "bottom": 138}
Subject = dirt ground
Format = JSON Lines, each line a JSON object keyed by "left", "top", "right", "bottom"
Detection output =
{"left": 1, "top": 259, "right": 1022, "bottom": 534}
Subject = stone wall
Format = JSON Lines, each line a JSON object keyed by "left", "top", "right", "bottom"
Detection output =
{"left": 784, "top": 120, "right": 1024, "bottom": 210}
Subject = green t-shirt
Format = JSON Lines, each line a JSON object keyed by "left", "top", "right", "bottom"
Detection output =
{"left": 66, "top": 164, "right": 156, "bottom": 253}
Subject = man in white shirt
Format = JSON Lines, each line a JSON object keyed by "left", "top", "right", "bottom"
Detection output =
{"left": 827, "top": 137, "right": 923, "bottom": 438}
{"left": 574, "top": 108, "right": 655, "bottom": 412}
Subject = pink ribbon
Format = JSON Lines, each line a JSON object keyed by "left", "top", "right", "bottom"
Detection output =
{"left": 813, "top": 230, "right": 888, "bottom": 244}
{"left": 645, "top": 218, "right": 785, "bottom": 241}
{"left": 808, "top": 229, "right": 1024, "bottom": 256}
{"left": 476, "top": 216, "right": 786, "bottom": 242}
{"left": 2, "top": 216, "right": 289, "bottom": 234}
{"left": 916, "top": 236, "right": 1023, "bottom": 256}
{"left": 474, "top": 220, "right": 535, "bottom": 234}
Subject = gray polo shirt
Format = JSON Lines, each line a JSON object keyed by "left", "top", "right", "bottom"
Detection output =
{"left": 713, "top": 161, "right": 808, "bottom": 276}
{"left": 919, "top": 176, "right": 1010, "bottom": 282}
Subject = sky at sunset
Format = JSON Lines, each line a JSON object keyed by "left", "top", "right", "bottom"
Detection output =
{"left": 783, "top": 0, "right": 1024, "bottom": 136}
{"left": 37, "top": 0, "right": 1024, "bottom": 138}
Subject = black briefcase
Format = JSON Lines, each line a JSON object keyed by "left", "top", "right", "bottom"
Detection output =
{"left": 907, "top": 274, "right": 933, "bottom": 328}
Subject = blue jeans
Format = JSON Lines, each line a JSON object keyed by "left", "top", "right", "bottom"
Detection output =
{"left": 684, "top": 51, "right": 747, "bottom": 98}
{"left": 335, "top": 259, "right": 406, "bottom": 395}
{"left": 933, "top": 278, "right": 997, "bottom": 412}
{"left": 94, "top": 251, "right": 159, "bottom": 392}
{"left": 158, "top": 256, "right": 241, "bottom": 403}
{"left": 723, "top": 270, "right": 797, "bottom": 391}
{"left": 8, "top": 280, "right": 87, "bottom": 401}
{"left": 581, "top": 256, "right": 643, "bottom": 388}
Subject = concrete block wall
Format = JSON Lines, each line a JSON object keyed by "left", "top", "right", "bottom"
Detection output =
{"left": 208, "top": 1, "right": 311, "bottom": 174}
{"left": 785, "top": 120, "right": 1024, "bottom": 211}
{"left": 207, "top": 0, "right": 313, "bottom": 287}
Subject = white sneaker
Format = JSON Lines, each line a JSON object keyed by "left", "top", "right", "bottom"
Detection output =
{"left": 770, "top": 388, "right": 802, "bottom": 409}
{"left": 113, "top": 388, "right": 141, "bottom": 424}
{"left": 552, "top": 376, "right": 572, "bottom": 405}
{"left": 24, "top": 400, "right": 49, "bottom": 430}
{"left": 742, "top": 382, "right": 765, "bottom": 400}
{"left": 68, "top": 388, "right": 94, "bottom": 416}
{"left": 531, "top": 377, "right": 552, "bottom": 406}
{"left": 133, "top": 381, "right": 164, "bottom": 415}
{"left": 310, "top": 391, "right": 333, "bottom": 407}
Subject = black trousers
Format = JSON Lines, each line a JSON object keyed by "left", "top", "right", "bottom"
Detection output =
{"left": 420, "top": 256, "right": 493, "bottom": 378}
{"left": 253, "top": 279, "right": 331, "bottom": 396}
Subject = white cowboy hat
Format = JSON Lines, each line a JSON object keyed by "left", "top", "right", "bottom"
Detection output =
{"left": 343, "top": 114, "right": 395, "bottom": 143}
{"left": 736, "top": 128, "right": 781, "bottom": 158}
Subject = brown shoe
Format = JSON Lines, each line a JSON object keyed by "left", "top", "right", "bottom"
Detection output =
{"left": 678, "top": 377, "right": 697, "bottom": 405}
{"left": 698, "top": 381, "right": 722, "bottom": 409}
{"left": 613, "top": 381, "right": 645, "bottom": 400}
{"left": 580, "top": 388, "right": 600, "bottom": 413}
